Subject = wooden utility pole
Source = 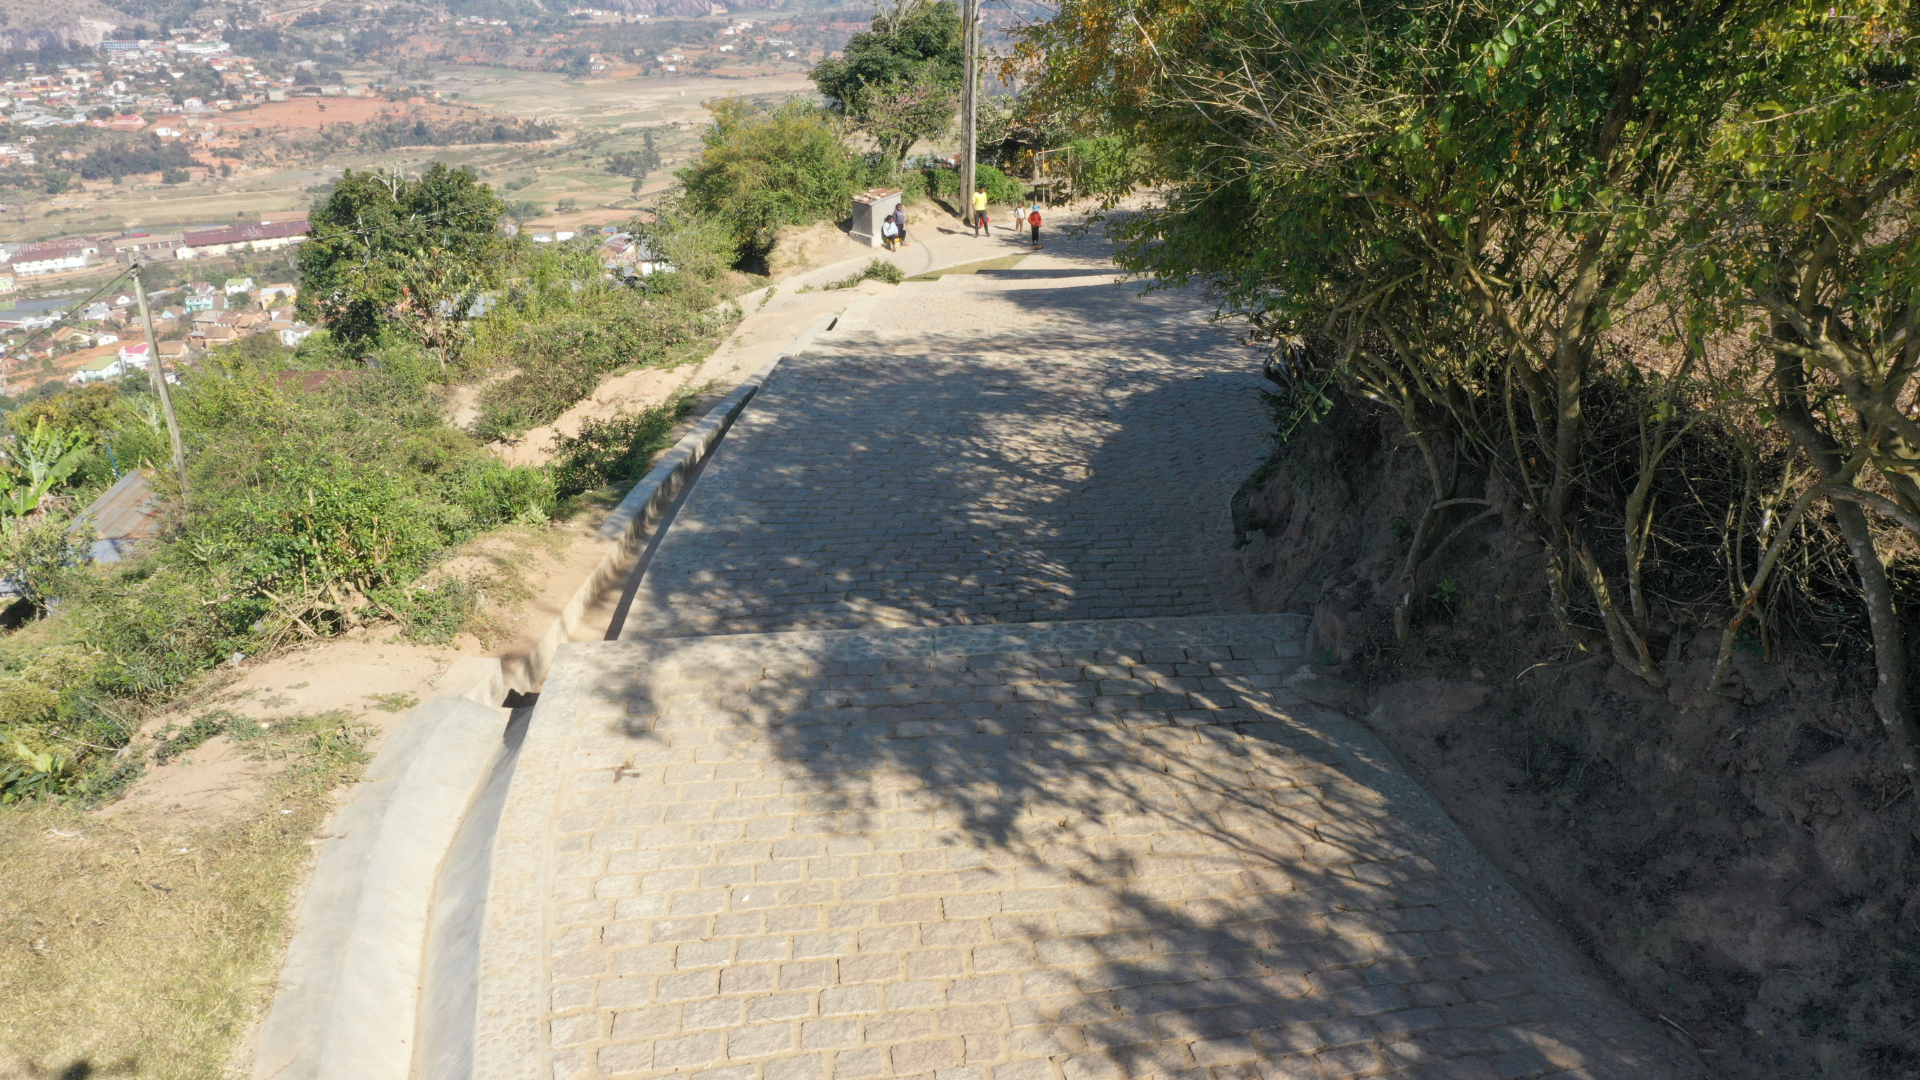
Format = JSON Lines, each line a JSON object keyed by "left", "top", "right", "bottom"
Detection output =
{"left": 959, "top": 0, "right": 978, "bottom": 223}
{"left": 129, "top": 260, "right": 189, "bottom": 500}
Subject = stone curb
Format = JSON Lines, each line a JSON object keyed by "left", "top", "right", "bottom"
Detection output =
{"left": 252, "top": 690, "right": 512, "bottom": 1080}
{"left": 502, "top": 313, "right": 834, "bottom": 693}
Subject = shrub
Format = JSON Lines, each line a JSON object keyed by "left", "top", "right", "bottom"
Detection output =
{"left": 185, "top": 461, "right": 448, "bottom": 595}
{"left": 369, "top": 578, "right": 476, "bottom": 644}
{"left": 0, "top": 517, "right": 90, "bottom": 610}
{"left": 548, "top": 396, "right": 697, "bottom": 498}
{"left": 922, "top": 162, "right": 1022, "bottom": 205}
{"left": 678, "top": 98, "right": 865, "bottom": 261}
{"left": 455, "top": 459, "right": 556, "bottom": 526}
{"left": 825, "top": 259, "right": 905, "bottom": 290}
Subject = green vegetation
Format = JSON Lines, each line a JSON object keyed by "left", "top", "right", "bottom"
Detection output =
{"left": 920, "top": 161, "right": 1021, "bottom": 206}
{"left": 812, "top": 0, "right": 963, "bottom": 164}
{"left": 824, "top": 258, "right": 906, "bottom": 291}
{"left": 676, "top": 98, "right": 869, "bottom": 262}
{"left": 320, "top": 116, "right": 559, "bottom": 153}
{"left": 1026, "top": 0, "right": 1920, "bottom": 769}
{"left": 76, "top": 136, "right": 195, "bottom": 182}
{"left": 0, "top": 161, "right": 738, "bottom": 804}
{"left": 549, "top": 393, "right": 701, "bottom": 499}
{"left": 297, "top": 164, "right": 510, "bottom": 351}
{"left": 607, "top": 131, "right": 662, "bottom": 180}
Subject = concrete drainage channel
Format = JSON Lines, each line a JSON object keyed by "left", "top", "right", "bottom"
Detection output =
{"left": 251, "top": 315, "right": 836, "bottom": 1080}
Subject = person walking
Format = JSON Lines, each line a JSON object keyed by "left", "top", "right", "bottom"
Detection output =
{"left": 1007, "top": 201, "right": 1023, "bottom": 236}
{"left": 1027, "top": 204, "right": 1043, "bottom": 249}
{"left": 892, "top": 203, "right": 908, "bottom": 247}
{"left": 971, "top": 185, "right": 990, "bottom": 237}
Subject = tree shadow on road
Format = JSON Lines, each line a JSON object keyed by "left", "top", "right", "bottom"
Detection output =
{"left": 560, "top": 627, "right": 1692, "bottom": 1080}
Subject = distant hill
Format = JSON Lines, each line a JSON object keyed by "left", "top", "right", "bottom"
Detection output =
{"left": 0, "top": 0, "right": 135, "bottom": 52}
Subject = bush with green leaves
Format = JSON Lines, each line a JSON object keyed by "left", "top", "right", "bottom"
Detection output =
{"left": 677, "top": 99, "right": 866, "bottom": 261}
{"left": 548, "top": 395, "right": 698, "bottom": 499}
{"left": 812, "top": 0, "right": 963, "bottom": 164}
{"left": 923, "top": 162, "right": 1023, "bottom": 207}
{"left": 455, "top": 458, "right": 558, "bottom": 526}
{"left": 825, "top": 259, "right": 906, "bottom": 290}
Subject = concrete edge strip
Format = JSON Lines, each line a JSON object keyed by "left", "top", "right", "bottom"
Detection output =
{"left": 502, "top": 314, "right": 834, "bottom": 694}
{"left": 252, "top": 691, "right": 510, "bottom": 1080}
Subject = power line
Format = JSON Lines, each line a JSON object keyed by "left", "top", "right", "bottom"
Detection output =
{"left": 1, "top": 265, "right": 138, "bottom": 397}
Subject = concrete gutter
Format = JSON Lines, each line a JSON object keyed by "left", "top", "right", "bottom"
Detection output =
{"left": 252, "top": 684, "right": 512, "bottom": 1080}
{"left": 500, "top": 312, "right": 835, "bottom": 693}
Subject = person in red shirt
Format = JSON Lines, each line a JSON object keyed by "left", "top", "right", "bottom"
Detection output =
{"left": 1027, "top": 206, "right": 1042, "bottom": 249}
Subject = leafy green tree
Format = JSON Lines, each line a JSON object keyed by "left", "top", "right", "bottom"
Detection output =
{"left": 296, "top": 163, "right": 509, "bottom": 352}
{"left": 677, "top": 99, "right": 865, "bottom": 260}
{"left": 811, "top": 0, "right": 962, "bottom": 163}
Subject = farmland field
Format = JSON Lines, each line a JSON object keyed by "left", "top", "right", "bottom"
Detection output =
{"left": 0, "top": 64, "right": 822, "bottom": 245}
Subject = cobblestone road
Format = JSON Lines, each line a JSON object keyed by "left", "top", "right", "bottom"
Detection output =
{"left": 471, "top": 243, "right": 1700, "bottom": 1080}
{"left": 620, "top": 249, "right": 1267, "bottom": 638}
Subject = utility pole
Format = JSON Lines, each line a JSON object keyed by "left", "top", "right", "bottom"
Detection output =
{"left": 959, "top": 0, "right": 978, "bottom": 224}
{"left": 129, "top": 260, "right": 189, "bottom": 500}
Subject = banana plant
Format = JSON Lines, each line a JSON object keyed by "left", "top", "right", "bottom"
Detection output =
{"left": 0, "top": 420, "right": 90, "bottom": 520}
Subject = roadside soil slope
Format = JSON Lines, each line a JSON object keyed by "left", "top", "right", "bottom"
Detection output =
{"left": 1234, "top": 398, "right": 1920, "bottom": 1079}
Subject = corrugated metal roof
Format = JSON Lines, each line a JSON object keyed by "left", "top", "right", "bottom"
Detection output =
{"left": 70, "top": 469, "right": 164, "bottom": 563}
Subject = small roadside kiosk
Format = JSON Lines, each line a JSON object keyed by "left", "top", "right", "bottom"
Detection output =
{"left": 850, "top": 188, "right": 903, "bottom": 248}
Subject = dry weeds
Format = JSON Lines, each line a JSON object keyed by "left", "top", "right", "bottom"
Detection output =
{"left": 0, "top": 712, "right": 372, "bottom": 1080}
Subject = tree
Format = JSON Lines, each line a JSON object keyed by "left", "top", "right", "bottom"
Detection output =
{"left": 811, "top": 0, "right": 962, "bottom": 164}
{"left": 1021, "top": 0, "right": 1783, "bottom": 685}
{"left": 1679, "top": 0, "right": 1920, "bottom": 775}
{"left": 296, "top": 163, "right": 509, "bottom": 353}
{"left": 677, "top": 99, "right": 865, "bottom": 261}
{"left": 608, "top": 130, "right": 662, "bottom": 179}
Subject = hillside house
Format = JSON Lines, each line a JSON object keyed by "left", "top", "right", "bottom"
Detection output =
{"left": 223, "top": 276, "right": 254, "bottom": 295}
{"left": 68, "top": 354, "right": 129, "bottom": 384}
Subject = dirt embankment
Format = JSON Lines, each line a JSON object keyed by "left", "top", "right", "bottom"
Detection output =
{"left": 1236, "top": 400, "right": 1920, "bottom": 1079}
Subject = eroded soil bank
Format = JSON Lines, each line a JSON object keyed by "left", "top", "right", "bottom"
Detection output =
{"left": 1235, "top": 400, "right": 1920, "bottom": 1079}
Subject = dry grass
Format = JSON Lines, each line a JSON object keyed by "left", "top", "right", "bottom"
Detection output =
{"left": 0, "top": 712, "right": 372, "bottom": 1080}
